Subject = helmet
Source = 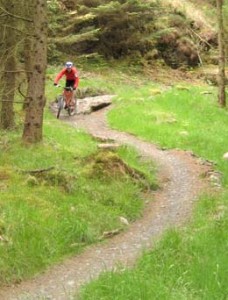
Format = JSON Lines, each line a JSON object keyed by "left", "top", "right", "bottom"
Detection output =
{"left": 65, "top": 61, "right": 73, "bottom": 68}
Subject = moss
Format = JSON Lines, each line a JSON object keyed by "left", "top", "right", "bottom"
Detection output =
{"left": 81, "top": 149, "right": 151, "bottom": 190}
{"left": 76, "top": 86, "right": 108, "bottom": 99}
{"left": 0, "top": 170, "right": 11, "bottom": 181}
{"left": 25, "top": 170, "right": 77, "bottom": 193}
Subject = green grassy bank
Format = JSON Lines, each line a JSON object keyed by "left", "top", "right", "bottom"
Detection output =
{"left": 0, "top": 66, "right": 157, "bottom": 285}
{"left": 77, "top": 67, "right": 228, "bottom": 300}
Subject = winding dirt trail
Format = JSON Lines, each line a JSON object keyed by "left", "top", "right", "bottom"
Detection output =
{"left": 0, "top": 102, "right": 212, "bottom": 300}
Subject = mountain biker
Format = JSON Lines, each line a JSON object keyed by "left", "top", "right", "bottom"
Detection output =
{"left": 54, "top": 61, "right": 79, "bottom": 90}
{"left": 54, "top": 61, "right": 79, "bottom": 109}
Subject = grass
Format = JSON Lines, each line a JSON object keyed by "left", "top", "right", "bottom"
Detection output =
{"left": 75, "top": 67, "right": 228, "bottom": 300}
{"left": 79, "top": 194, "right": 228, "bottom": 300}
{"left": 0, "top": 72, "right": 158, "bottom": 286}
{"left": 1, "top": 64, "right": 227, "bottom": 299}
{"left": 109, "top": 85, "right": 228, "bottom": 184}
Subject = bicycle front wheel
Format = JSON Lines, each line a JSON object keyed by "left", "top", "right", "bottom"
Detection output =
{"left": 57, "top": 95, "right": 64, "bottom": 119}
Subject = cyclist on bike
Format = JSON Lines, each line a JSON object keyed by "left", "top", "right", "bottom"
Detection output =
{"left": 54, "top": 61, "right": 79, "bottom": 109}
{"left": 54, "top": 61, "right": 79, "bottom": 90}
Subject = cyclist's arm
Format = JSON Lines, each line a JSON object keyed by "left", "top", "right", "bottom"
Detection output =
{"left": 74, "top": 77, "right": 79, "bottom": 89}
{"left": 54, "top": 69, "right": 66, "bottom": 85}
{"left": 73, "top": 68, "right": 79, "bottom": 88}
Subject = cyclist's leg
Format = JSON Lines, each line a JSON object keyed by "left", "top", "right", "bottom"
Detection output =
{"left": 66, "top": 80, "right": 76, "bottom": 110}
{"left": 64, "top": 80, "right": 74, "bottom": 108}
{"left": 65, "top": 80, "right": 74, "bottom": 88}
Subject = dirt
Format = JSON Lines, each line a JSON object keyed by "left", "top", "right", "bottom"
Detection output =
{"left": 0, "top": 101, "right": 216, "bottom": 300}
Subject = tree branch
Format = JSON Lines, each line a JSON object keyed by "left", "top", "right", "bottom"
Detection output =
{"left": 18, "top": 80, "right": 27, "bottom": 99}
{"left": 20, "top": 167, "right": 55, "bottom": 174}
{"left": 0, "top": 70, "right": 32, "bottom": 73}
{"left": 2, "top": 24, "right": 34, "bottom": 36}
{"left": 0, "top": 100, "right": 27, "bottom": 103}
{"left": 0, "top": 6, "right": 32, "bottom": 22}
{"left": 188, "top": 28, "right": 214, "bottom": 48}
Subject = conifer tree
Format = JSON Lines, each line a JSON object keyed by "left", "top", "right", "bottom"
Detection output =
{"left": 216, "top": 0, "right": 226, "bottom": 106}
{"left": 22, "top": 0, "right": 47, "bottom": 143}
{"left": 0, "top": 1, "right": 17, "bottom": 129}
{"left": 51, "top": 0, "right": 158, "bottom": 60}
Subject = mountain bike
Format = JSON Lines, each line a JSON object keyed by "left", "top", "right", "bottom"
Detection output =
{"left": 56, "top": 86, "right": 77, "bottom": 119}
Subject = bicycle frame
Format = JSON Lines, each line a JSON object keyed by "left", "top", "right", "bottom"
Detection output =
{"left": 63, "top": 87, "right": 74, "bottom": 108}
{"left": 56, "top": 86, "right": 77, "bottom": 119}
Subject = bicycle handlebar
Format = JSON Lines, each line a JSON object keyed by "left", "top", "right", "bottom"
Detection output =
{"left": 64, "top": 86, "right": 74, "bottom": 91}
{"left": 54, "top": 84, "right": 74, "bottom": 91}
{"left": 54, "top": 84, "right": 75, "bottom": 92}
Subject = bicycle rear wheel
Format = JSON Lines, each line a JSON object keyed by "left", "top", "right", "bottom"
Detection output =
{"left": 57, "top": 95, "right": 64, "bottom": 119}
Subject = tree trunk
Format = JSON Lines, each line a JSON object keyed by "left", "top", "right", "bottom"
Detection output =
{"left": 22, "top": 0, "right": 47, "bottom": 143}
{"left": 0, "top": 2, "right": 17, "bottom": 129}
{"left": 0, "top": 59, "right": 16, "bottom": 129}
{"left": 23, "top": 0, "right": 34, "bottom": 110}
{"left": 23, "top": 36, "right": 34, "bottom": 110}
{"left": 216, "top": 0, "right": 226, "bottom": 107}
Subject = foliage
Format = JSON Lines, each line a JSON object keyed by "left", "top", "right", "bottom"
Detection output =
{"left": 49, "top": 0, "right": 159, "bottom": 61}
{"left": 47, "top": 0, "right": 220, "bottom": 68}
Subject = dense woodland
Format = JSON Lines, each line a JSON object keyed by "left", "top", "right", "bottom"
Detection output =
{"left": 49, "top": 0, "right": 218, "bottom": 67}
{"left": 0, "top": 0, "right": 227, "bottom": 139}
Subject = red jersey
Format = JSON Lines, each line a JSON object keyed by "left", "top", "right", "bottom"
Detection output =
{"left": 54, "top": 67, "right": 79, "bottom": 88}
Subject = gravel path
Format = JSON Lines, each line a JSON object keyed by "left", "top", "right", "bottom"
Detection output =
{"left": 0, "top": 100, "right": 212, "bottom": 300}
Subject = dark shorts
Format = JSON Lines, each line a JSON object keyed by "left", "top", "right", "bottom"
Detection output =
{"left": 66, "top": 80, "right": 75, "bottom": 88}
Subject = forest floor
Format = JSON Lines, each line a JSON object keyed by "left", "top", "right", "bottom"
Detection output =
{"left": 0, "top": 98, "right": 217, "bottom": 300}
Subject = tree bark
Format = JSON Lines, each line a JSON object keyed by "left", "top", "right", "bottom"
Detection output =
{"left": 216, "top": 0, "right": 226, "bottom": 107}
{"left": 22, "top": 0, "right": 47, "bottom": 143}
{"left": 23, "top": 0, "right": 34, "bottom": 110}
{"left": 0, "top": 2, "right": 17, "bottom": 129}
